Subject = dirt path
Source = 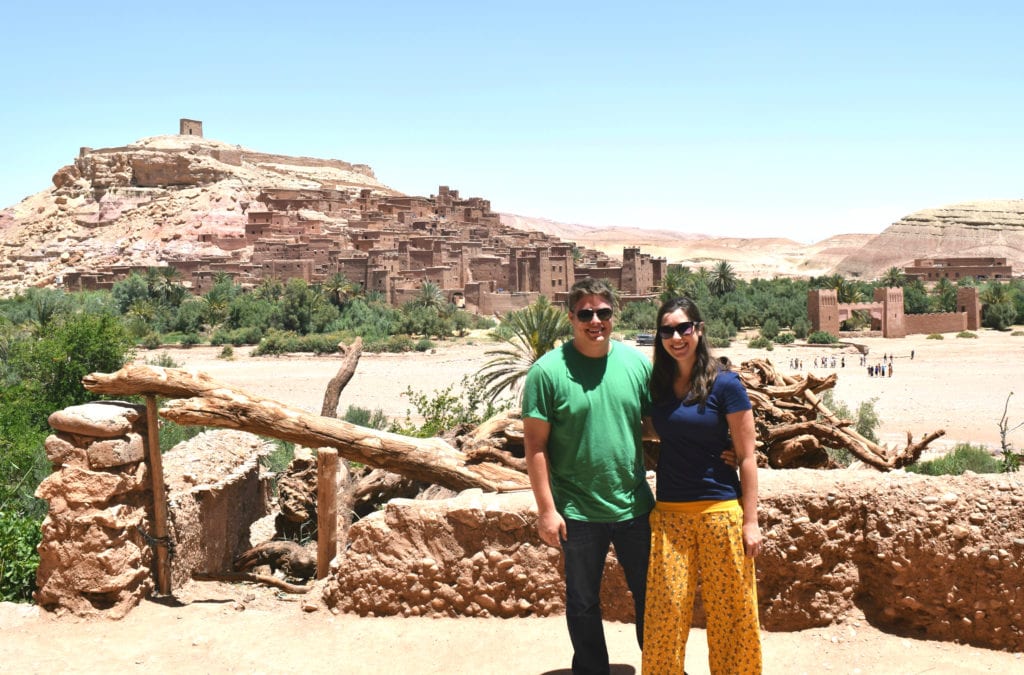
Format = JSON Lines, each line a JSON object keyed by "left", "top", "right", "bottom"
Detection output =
{"left": 2, "top": 589, "right": 1021, "bottom": 674}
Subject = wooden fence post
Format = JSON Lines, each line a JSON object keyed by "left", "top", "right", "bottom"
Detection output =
{"left": 145, "top": 395, "right": 171, "bottom": 595}
{"left": 316, "top": 448, "right": 339, "bottom": 579}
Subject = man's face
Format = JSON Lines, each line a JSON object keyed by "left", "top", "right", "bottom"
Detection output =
{"left": 570, "top": 293, "right": 614, "bottom": 347}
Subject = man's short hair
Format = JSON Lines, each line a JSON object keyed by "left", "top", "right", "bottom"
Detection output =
{"left": 567, "top": 277, "right": 616, "bottom": 311}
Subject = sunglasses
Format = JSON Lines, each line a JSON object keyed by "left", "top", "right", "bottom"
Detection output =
{"left": 658, "top": 321, "right": 699, "bottom": 339}
{"left": 575, "top": 307, "right": 614, "bottom": 322}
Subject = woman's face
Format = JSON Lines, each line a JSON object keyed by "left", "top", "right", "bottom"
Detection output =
{"left": 658, "top": 308, "right": 702, "bottom": 366}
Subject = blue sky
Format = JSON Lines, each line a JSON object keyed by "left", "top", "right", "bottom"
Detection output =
{"left": 3, "top": 1, "right": 1022, "bottom": 242}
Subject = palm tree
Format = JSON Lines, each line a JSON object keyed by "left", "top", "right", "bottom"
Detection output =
{"left": 932, "top": 277, "right": 957, "bottom": 312}
{"left": 143, "top": 267, "right": 171, "bottom": 305}
{"left": 324, "top": 273, "right": 359, "bottom": 308}
{"left": 659, "top": 266, "right": 691, "bottom": 302}
{"left": 879, "top": 266, "right": 906, "bottom": 288}
{"left": 24, "top": 288, "right": 66, "bottom": 332}
{"left": 414, "top": 281, "right": 448, "bottom": 312}
{"left": 709, "top": 260, "right": 737, "bottom": 297}
{"left": 475, "top": 296, "right": 572, "bottom": 402}
{"left": 979, "top": 281, "right": 1011, "bottom": 306}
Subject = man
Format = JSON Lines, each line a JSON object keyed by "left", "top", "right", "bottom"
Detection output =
{"left": 522, "top": 277, "right": 654, "bottom": 675}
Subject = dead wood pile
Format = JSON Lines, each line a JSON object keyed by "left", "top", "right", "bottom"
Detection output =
{"left": 736, "top": 358, "right": 944, "bottom": 470}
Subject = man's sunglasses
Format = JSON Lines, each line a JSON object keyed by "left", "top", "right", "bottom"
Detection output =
{"left": 658, "top": 321, "right": 699, "bottom": 339}
{"left": 575, "top": 307, "right": 614, "bottom": 322}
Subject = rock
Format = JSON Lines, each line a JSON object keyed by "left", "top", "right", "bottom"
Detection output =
{"left": 48, "top": 402, "right": 144, "bottom": 439}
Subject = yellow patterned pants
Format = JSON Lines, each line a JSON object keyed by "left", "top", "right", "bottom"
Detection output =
{"left": 642, "top": 500, "right": 762, "bottom": 675}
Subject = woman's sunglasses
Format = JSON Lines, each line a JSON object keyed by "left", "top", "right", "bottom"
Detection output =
{"left": 575, "top": 307, "right": 614, "bottom": 322}
{"left": 658, "top": 321, "right": 699, "bottom": 339}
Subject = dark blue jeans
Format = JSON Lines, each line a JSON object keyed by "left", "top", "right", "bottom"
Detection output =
{"left": 561, "top": 513, "right": 651, "bottom": 675}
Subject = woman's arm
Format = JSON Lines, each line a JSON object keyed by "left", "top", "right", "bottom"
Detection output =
{"left": 726, "top": 408, "right": 762, "bottom": 558}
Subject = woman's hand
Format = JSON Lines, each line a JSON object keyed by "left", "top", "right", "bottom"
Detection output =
{"left": 742, "top": 521, "right": 762, "bottom": 558}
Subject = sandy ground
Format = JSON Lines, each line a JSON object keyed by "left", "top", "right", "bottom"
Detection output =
{"left": 2, "top": 327, "right": 1023, "bottom": 673}
{"left": 2, "top": 593, "right": 1022, "bottom": 674}
{"left": 142, "top": 327, "right": 1024, "bottom": 452}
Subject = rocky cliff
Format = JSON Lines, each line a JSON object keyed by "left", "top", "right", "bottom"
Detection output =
{"left": 0, "top": 135, "right": 397, "bottom": 297}
{"left": 834, "top": 200, "right": 1024, "bottom": 279}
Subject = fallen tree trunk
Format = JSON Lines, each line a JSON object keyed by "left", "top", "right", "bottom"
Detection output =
{"left": 82, "top": 365, "right": 529, "bottom": 493}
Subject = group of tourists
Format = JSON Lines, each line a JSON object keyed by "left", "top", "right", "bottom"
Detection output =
{"left": 523, "top": 278, "right": 762, "bottom": 674}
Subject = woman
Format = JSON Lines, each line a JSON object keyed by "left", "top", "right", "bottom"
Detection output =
{"left": 642, "top": 296, "right": 763, "bottom": 674}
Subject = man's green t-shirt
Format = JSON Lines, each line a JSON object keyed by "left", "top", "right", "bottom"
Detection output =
{"left": 522, "top": 340, "right": 654, "bottom": 522}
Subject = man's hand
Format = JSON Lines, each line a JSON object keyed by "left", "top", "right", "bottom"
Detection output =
{"left": 721, "top": 447, "right": 738, "bottom": 468}
{"left": 536, "top": 510, "right": 567, "bottom": 548}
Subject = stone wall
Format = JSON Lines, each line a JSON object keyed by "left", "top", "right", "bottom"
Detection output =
{"left": 33, "top": 413, "right": 269, "bottom": 618}
{"left": 325, "top": 469, "right": 1024, "bottom": 652}
{"left": 34, "top": 402, "right": 154, "bottom": 618}
{"left": 904, "top": 312, "right": 968, "bottom": 335}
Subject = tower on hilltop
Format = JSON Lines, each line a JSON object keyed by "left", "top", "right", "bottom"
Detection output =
{"left": 179, "top": 118, "right": 203, "bottom": 137}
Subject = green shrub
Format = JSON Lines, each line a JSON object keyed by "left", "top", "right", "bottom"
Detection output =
{"left": 819, "top": 392, "right": 880, "bottom": 466}
{"left": 1012, "top": 330, "right": 1024, "bottom": 337}
{"left": 706, "top": 336, "right": 731, "bottom": 349}
{"left": 211, "top": 326, "right": 264, "bottom": 346}
{"left": 747, "top": 336, "right": 773, "bottom": 350}
{"left": 260, "top": 439, "right": 295, "bottom": 476}
{"left": 490, "top": 322, "right": 515, "bottom": 342}
{"left": 774, "top": 332, "right": 795, "bottom": 345}
{"left": 906, "top": 444, "right": 1001, "bottom": 475}
{"left": 218, "top": 345, "right": 234, "bottom": 360}
{"left": 141, "top": 333, "right": 162, "bottom": 350}
{"left": 0, "top": 509, "right": 42, "bottom": 602}
{"left": 956, "top": 331, "right": 978, "bottom": 339}
{"left": 759, "top": 318, "right": 780, "bottom": 341}
{"left": 792, "top": 317, "right": 811, "bottom": 339}
{"left": 343, "top": 405, "right": 389, "bottom": 430}
{"left": 927, "top": 333, "right": 944, "bottom": 340}
{"left": 158, "top": 421, "right": 209, "bottom": 453}
{"left": 147, "top": 351, "right": 180, "bottom": 368}
{"left": 983, "top": 301, "right": 1017, "bottom": 330}
{"left": 253, "top": 329, "right": 293, "bottom": 356}
{"left": 807, "top": 331, "right": 838, "bottom": 344}
{"left": 414, "top": 338, "right": 435, "bottom": 352}
{"left": 363, "top": 334, "right": 415, "bottom": 353}
{"left": 179, "top": 333, "right": 201, "bottom": 347}
{"left": 393, "top": 375, "right": 511, "bottom": 438}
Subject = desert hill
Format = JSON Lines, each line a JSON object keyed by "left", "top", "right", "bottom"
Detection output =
{"left": 0, "top": 134, "right": 399, "bottom": 297}
{"left": 833, "top": 200, "right": 1024, "bottom": 279}
{"left": 1, "top": 130, "right": 1022, "bottom": 298}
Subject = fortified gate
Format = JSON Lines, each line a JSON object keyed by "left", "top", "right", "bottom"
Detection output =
{"left": 808, "top": 286, "right": 981, "bottom": 338}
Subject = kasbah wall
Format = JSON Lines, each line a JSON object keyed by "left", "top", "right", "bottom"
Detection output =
{"left": 809, "top": 286, "right": 981, "bottom": 338}
{"left": 34, "top": 405, "right": 1024, "bottom": 653}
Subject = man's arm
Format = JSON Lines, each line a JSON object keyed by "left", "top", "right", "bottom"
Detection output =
{"left": 523, "top": 416, "right": 566, "bottom": 548}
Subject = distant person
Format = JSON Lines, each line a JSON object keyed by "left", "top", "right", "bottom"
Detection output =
{"left": 522, "top": 277, "right": 654, "bottom": 674}
{"left": 642, "top": 296, "right": 762, "bottom": 674}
